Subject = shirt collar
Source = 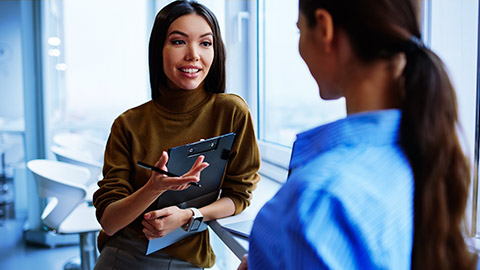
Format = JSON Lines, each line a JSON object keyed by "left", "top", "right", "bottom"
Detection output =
{"left": 289, "top": 109, "right": 402, "bottom": 170}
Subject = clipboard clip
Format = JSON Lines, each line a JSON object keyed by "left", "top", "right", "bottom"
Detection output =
{"left": 187, "top": 139, "right": 219, "bottom": 157}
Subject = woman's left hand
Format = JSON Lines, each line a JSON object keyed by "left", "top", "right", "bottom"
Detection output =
{"left": 142, "top": 206, "right": 192, "bottom": 240}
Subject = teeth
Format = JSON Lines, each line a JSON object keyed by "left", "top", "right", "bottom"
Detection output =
{"left": 181, "top": 68, "right": 199, "bottom": 74}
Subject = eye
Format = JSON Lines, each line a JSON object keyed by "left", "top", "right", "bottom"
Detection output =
{"left": 200, "top": 41, "right": 212, "bottom": 47}
{"left": 171, "top": 40, "right": 186, "bottom": 45}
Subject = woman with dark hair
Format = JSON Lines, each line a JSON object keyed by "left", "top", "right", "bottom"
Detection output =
{"left": 240, "top": 0, "right": 477, "bottom": 269}
{"left": 93, "top": 1, "right": 260, "bottom": 269}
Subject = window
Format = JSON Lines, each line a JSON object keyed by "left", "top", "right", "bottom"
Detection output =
{"left": 419, "top": 0, "right": 479, "bottom": 237}
{"left": 260, "top": 0, "right": 346, "bottom": 149}
{"left": 256, "top": 0, "right": 346, "bottom": 175}
{"left": 42, "top": 0, "right": 151, "bottom": 155}
{"left": 254, "top": 0, "right": 347, "bottom": 181}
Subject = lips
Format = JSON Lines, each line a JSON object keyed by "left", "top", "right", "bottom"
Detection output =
{"left": 179, "top": 66, "right": 202, "bottom": 74}
{"left": 180, "top": 68, "right": 200, "bottom": 74}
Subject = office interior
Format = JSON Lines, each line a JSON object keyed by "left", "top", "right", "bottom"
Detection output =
{"left": 0, "top": 0, "right": 479, "bottom": 269}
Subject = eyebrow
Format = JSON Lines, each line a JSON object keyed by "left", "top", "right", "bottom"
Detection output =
{"left": 168, "top": 30, "right": 213, "bottom": 38}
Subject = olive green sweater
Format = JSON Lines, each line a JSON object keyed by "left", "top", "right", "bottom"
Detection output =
{"left": 93, "top": 87, "right": 260, "bottom": 268}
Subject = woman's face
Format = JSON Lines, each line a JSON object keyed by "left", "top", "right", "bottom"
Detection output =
{"left": 163, "top": 14, "right": 214, "bottom": 90}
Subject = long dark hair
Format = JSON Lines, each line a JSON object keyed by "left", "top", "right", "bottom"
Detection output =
{"left": 299, "top": 0, "right": 476, "bottom": 269}
{"left": 148, "top": 0, "right": 226, "bottom": 99}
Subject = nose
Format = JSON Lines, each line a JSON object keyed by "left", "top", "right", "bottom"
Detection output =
{"left": 185, "top": 44, "right": 200, "bottom": 61}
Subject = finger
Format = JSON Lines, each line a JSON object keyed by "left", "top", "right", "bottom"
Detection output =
{"left": 165, "top": 175, "right": 202, "bottom": 187}
{"left": 143, "top": 229, "right": 161, "bottom": 240}
{"left": 242, "top": 254, "right": 248, "bottom": 264}
{"left": 183, "top": 155, "right": 205, "bottom": 176}
{"left": 143, "top": 230, "right": 153, "bottom": 240}
{"left": 142, "top": 219, "right": 158, "bottom": 232}
{"left": 172, "top": 183, "right": 189, "bottom": 191}
{"left": 237, "top": 254, "right": 249, "bottom": 270}
{"left": 179, "top": 183, "right": 190, "bottom": 190}
{"left": 154, "top": 151, "right": 169, "bottom": 172}
{"left": 161, "top": 151, "right": 169, "bottom": 170}
{"left": 143, "top": 220, "right": 168, "bottom": 238}
{"left": 192, "top": 155, "right": 205, "bottom": 168}
{"left": 237, "top": 261, "right": 247, "bottom": 270}
{"left": 145, "top": 208, "right": 172, "bottom": 220}
{"left": 184, "top": 160, "right": 209, "bottom": 178}
{"left": 142, "top": 224, "right": 156, "bottom": 236}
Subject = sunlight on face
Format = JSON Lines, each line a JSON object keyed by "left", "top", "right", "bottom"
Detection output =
{"left": 163, "top": 14, "right": 214, "bottom": 90}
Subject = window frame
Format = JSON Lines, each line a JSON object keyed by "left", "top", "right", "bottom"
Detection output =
{"left": 473, "top": 0, "right": 480, "bottom": 238}
{"left": 253, "top": 0, "right": 291, "bottom": 183}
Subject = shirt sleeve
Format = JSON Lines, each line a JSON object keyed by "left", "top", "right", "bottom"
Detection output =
{"left": 285, "top": 188, "right": 375, "bottom": 270}
{"left": 92, "top": 116, "right": 135, "bottom": 222}
{"left": 219, "top": 95, "right": 261, "bottom": 215}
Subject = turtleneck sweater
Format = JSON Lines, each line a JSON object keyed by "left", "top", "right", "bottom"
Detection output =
{"left": 93, "top": 87, "right": 261, "bottom": 268}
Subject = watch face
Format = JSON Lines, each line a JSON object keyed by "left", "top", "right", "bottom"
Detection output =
{"left": 191, "top": 219, "right": 201, "bottom": 231}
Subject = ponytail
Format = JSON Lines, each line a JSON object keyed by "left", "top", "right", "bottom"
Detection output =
{"left": 400, "top": 38, "right": 476, "bottom": 270}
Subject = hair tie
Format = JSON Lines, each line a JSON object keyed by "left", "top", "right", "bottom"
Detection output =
{"left": 406, "top": 36, "right": 425, "bottom": 54}
{"left": 410, "top": 36, "right": 424, "bottom": 48}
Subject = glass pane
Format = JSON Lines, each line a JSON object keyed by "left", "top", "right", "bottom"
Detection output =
{"left": 43, "top": 0, "right": 150, "bottom": 143}
{"left": 260, "top": 0, "right": 346, "bottom": 148}
{"left": 422, "top": 0, "right": 479, "bottom": 235}
{"left": 429, "top": 1, "right": 478, "bottom": 162}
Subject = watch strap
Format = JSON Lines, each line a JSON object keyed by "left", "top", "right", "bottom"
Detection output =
{"left": 183, "top": 207, "right": 204, "bottom": 232}
{"left": 188, "top": 207, "right": 203, "bottom": 219}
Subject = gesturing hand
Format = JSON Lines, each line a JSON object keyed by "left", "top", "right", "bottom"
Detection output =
{"left": 149, "top": 151, "right": 209, "bottom": 192}
{"left": 142, "top": 206, "right": 192, "bottom": 240}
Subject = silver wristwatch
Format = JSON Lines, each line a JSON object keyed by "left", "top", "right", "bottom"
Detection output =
{"left": 183, "top": 207, "right": 204, "bottom": 232}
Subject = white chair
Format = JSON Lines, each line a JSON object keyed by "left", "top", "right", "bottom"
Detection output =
{"left": 51, "top": 145, "right": 102, "bottom": 188}
{"left": 51, "top": 132, "right": 106, "bottom": 200}
{"left": 27, "top": 159, "right": 101, "bottom": 270}
{"left": 52, "top": 133, "right": 105, "bottom": 164}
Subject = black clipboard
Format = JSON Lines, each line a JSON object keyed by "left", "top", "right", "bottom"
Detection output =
{"left": 146, "top": 133, "right": 235, "bottom": 255}
{"left": 155, "top": 132, "right": 236, "bottom": 210}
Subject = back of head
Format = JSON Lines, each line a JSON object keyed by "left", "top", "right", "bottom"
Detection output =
{"left": 149, "top": 0, "right": 226, "bottom": 99}
{"left": 299, "top": 0, "right": 477, "bottom": 269}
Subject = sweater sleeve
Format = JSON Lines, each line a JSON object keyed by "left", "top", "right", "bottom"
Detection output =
{"left": 220, "top": 95, "right": 261, "bottom": 215}
{"left": 92, "top": 116, "right": 135, "bottom": 222}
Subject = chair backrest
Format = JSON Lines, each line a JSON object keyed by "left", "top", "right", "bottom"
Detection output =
{"left": 27, "top": 159, "right": 91, "bottom": 230}
{"left": 53, "top": 132, "right": 106, "bottom": 163}
{"left": 51, "top": 145, "right": 102, "bottom": 186}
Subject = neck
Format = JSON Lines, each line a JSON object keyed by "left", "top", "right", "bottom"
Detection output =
{"left": 154, "top": 85, "right": 209, "bottom": 113}
{"left": 342, "top": 55, "right": 405, "bottom": 115}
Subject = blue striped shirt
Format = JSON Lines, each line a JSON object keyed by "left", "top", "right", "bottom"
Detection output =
{"left": 249, "top": 109, "right": 414, "bottom": 269}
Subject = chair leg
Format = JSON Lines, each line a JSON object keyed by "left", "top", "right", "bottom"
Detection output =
{"left": 79, "top": 232, "right": 98, "bottom": 270}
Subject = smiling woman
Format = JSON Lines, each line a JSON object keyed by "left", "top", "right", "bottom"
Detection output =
{"left": 92, "top": 1, "right": 260, "bottom": 269}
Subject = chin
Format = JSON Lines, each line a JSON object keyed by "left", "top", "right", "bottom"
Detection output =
{"left": 182, "top": 86, "right": 200, "bottom": 90}
{"left": 171, "top": 81, "right": 202, "bottom": 91}
{"left": 319, "top": 90, "right": 337, "bottom": 100}
{"left": 182, "top": 80, "right": 204, "bottom": 90}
